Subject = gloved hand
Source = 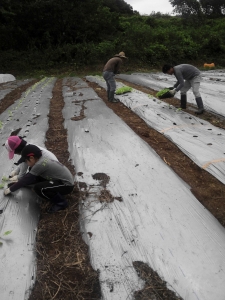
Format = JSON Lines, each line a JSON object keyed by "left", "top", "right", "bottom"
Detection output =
{"left": 9, "top": 170, "right": 18, "bottom": 177}
{"left": 164, "top": 87, "right": 174, "bottom": 90}
{"left": 169, "top": 89, "right": 176, "bottom": 96}
{"left": 4, "top": 188, "right": 11, "bottom": 196}
{"left": 8, "top": 175, "right": 18, "bottom": 182}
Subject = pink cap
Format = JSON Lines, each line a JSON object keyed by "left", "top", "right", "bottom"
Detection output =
{"left": 5, "top": 136, "right": 22, "bottom": 159}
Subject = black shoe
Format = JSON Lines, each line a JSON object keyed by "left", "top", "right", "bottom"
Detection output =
{"left": 47, "top": 201, "right": 68, "bottom": 213}
{"left": 195, "top": 97, "right": 204, "bottom": 115}
{"left": 195, "top": 108, "right": 204, "bottom": 115}
{"left": 109, "top": 91, "right": 119, "bottom": 103}
{"left": 180, "top": 94, "right": 187, "bottom": 109}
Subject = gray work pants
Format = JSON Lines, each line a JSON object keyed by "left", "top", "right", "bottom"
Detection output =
{"left": 180, "top": 75, "right": 202, "bottom": 98}
{"left": 103, "top": 71, "right": 116, "bottom": 92}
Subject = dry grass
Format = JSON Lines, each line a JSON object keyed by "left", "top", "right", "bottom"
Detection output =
{"left": 30, "top": 190, "right": 101, "bottom": 300}
{"left": 133, "top": 262, "right": 182, "bottom": 300}
{"left": 29, "top": 79, "right": 101, "bottom": 300}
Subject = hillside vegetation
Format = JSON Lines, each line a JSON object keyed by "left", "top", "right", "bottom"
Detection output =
{"left": 0, "top": 0, "right": 225, "bottom": 75}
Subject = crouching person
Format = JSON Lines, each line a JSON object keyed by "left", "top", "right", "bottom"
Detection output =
{"left": 5, "top": 135, "right": 58, "bottom": 183}
{"left": 4, "top": 144, "right": 74, "bottom": 213}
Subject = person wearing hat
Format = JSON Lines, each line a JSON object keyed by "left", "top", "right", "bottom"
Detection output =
{"left": 4, "top": 144, "right": 74, "bottom": 213}
{"left": 103, "top": 51, "right": 127, "bottom": 103}
{"left": 4, "top": 136, "right": 58, "bottom": 183}
{"left": 162, "top": 64, "right": 204, "bottom": 115}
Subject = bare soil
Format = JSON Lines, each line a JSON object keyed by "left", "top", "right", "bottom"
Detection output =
{"left": 1, "top": 76, "right": 225, "bottom": 300}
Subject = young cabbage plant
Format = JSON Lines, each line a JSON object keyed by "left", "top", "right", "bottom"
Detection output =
{"left": 0, "top": 231, "right": 12, "bottom": 246}
{"left": 115, "top": 86, "right": 132, "bottom": 95}
{"left": 156, "top": 88, "right": 170, "bottom": 97}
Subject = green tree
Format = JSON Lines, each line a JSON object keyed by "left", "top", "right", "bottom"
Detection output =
{"left": 170, "top": 0, "right": 225, "bottom": 17}
{"left": 103, "top": 0, "right": 134, "bottom": 14}
{"left": 169, "top": 0, "right": 202, "bottom": 16}
{"left": 200, "top": 0, "right": 225, "bottom": 16}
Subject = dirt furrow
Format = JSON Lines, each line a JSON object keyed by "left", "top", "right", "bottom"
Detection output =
{"left": 86, "top": 79, "right": 225, "bottom": 227}
{"left": 28, "top": 79, "right": 101, "bottom": 300}
{"left": 0, "top": 79, "right": 38, "bottom": 115}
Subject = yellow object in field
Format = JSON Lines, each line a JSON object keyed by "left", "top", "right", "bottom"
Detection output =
{"left": 204, "top": 63, "right": 215, "bottom": 68}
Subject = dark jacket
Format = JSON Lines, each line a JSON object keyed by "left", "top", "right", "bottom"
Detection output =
{"left": 103, "top": 57, "right": 123, "bottom": 74}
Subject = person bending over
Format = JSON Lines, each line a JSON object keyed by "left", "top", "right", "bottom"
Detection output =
{"left": 162, "top": 64, "right": 204, "bottom": 114}
{"left": 4, "top": 144, "right": 74, "bottom": 213}
{"left": 103, "top": 51, "right": 127, "bottom": 103}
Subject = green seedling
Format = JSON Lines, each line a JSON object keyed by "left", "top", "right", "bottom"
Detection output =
{"left": 2, "top": 176, "right": 8, "bottom": 181}
{"left": 0, "top": 184, "right": 5, "bottom": 189}
{"left": 0, "top": 230, "right": 12, "bottom": 246}
{"left": 3, "top": 231, "right": 12, "bottom": 235}
{"left": 0, "top": 121, "right": 3, "bottom": 129}
{"left": 176, "top": 108, "right": 182, "bottom": 112}
{"left": 148, "top": 94, "right": 154, "bottom": 98}
{"left": 156, "top": 88, "right": 170, "bottom": 98}
{"left": 115, "top": 86, "right": 132, "bottom": 95}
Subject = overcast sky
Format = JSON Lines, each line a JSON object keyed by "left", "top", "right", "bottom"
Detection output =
{"left": 125, "top": 0, "right": 174, "bottom": 15}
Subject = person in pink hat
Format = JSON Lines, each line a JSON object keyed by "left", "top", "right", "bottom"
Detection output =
{"left": 5, "top": 136, "right": 58, "bottom": 182}
{"left": 5, "top": 136, "right": 22, "bottom": 159}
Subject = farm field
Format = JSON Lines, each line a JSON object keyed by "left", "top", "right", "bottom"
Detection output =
{"left": 0, "top": 70, "right": 225, "bottom": 300}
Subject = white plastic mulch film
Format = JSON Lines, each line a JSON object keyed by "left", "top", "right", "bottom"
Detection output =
{"left": 0, "top": 74, "right": 16, "bottom": 83}
{"left": 0, "top": 79, "right": 33, "bottom": 101}
{"left": 63, "top": 77, "right": 225, "bottom": 300}
{"left": 86, "top": 75, "right": 225, "bottom": 186}
{"left": 0, "top": 77, "right": 57, "bottom": 300}
{"left": 117, "top": 70, "right": 225, "bottom": 118}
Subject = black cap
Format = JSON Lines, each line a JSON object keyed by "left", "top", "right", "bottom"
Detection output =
{"left": 21, "top": 144, "right": 42, "bottom": 160}
{"left": 15, "top": 157, "right": 25, "bottom": 165}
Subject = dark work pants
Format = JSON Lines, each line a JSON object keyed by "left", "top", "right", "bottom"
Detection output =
{"left": 33, "top": 180, "right": 74, "bottom": 200}
{"left": 103, "top": 71, "right": 116, "bottom": 92}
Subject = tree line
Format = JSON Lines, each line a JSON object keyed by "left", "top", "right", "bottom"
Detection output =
{"left": 170, "top": 0, "right": 225, "bottom": 17}
{"left": 0, "top": 0, "right": 224, "bottom": 74}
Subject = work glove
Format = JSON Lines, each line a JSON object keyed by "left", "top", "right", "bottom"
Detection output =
{"left": 8, "top": 175, "right": 18, "bottom": 182}
{"left": 4, "top": 188, "right": 11, "bottom": 196}
{"left": 164, "top": 87, "right": 174, "bottom": 90}
{"left": 169, "top": 89, "right": 176, "bottom": 96}
{"left": 9, "top": 170, "right": 18, "bottom": 177}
